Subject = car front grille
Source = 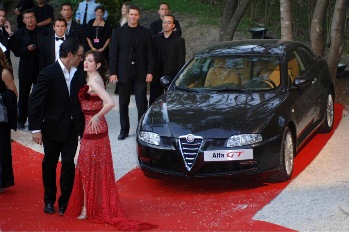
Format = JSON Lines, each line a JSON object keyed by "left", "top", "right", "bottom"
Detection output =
{"left": 178, "top": 135, "right": 203, "bottom": 171}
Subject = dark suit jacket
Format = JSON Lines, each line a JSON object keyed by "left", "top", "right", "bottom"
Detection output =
{"left": 152, "top": 32, "right": 186, "bottom": 80}
{"left": 9, "top": 26, "right": 48, "bottom": 82}
{"left": 150, "top": 18, "right": 182, "bottom": 37}
{"left": 39, "top": 34, "right": 70, "bottom": 71}
{"left": 68, "top": 20, "right": 88, "bottom": 51}
{"left": 109, "top": 24, "right": 154, "bottom": 83}
{"left": 28, "top": 62, "right": 86, "bottom": 141}
{"left": 0, "top": 26, "right": 12, "bottom": 65}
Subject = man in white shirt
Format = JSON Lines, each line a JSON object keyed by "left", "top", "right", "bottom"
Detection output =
{"left": 39, "top": 18, "right": 68, "bottom": 71}
{"left": 28, "top": 38, "right": 86, "bottom": 216}
{"left": 75, "top": 0, "right": 108, "bottom": 30}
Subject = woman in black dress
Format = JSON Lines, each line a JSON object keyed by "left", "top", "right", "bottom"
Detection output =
{"left": 86, "top": 5, "right": 112, "bottom": 64}
{"left": 0, "top": 49, "right": 18, "bottom": 193}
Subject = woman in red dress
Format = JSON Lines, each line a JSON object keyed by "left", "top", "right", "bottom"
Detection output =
{"left": 64, "top": 50, "right": 157, "bottom": 231}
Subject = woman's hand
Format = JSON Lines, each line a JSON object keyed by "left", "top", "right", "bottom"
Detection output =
{"left": 89, "top": 115, "right": 101, "bottom": 134}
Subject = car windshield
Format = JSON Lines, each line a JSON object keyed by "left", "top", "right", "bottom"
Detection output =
{"left": 174, "top": 56, "right": 281, "bottom": 92}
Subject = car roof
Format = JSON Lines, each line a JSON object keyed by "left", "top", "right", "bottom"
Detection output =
{"left": 196, "top": 39, "right": 306, "bottom": 58}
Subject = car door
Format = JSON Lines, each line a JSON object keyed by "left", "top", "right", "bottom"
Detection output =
{"left": 288, "top": 46, "right": 319, "bottom": 142}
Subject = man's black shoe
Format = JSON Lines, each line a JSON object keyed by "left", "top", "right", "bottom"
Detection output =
{"left": 58, "top": 206, "right": 66, "bottom": 216}
{"left": 44, "top": 203, "right": 55, "bottom": 214}
{"left": 17, "top": 122, "right": 25, "bottom": 130}
{"left": 118, "top": 132, "right": 129, "bottom": 140}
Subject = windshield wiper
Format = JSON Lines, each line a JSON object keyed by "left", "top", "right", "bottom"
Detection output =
{"left": 175, "top": 85, "right": 199, "bottom": 93}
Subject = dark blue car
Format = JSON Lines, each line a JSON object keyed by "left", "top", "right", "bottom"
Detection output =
{"left": 137, "top": 39, "right": 334, "bottom": 182}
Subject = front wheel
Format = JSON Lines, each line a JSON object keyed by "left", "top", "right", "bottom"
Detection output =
{"left": 319, "top": 91, "right": 334, "bottom": 133}
{"left": 268, "top": 127, "right": 294, "bottom": 182}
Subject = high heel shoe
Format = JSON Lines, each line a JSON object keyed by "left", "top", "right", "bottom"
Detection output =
{"left": 77, "top": 207, "right": 87, "bottom": 220}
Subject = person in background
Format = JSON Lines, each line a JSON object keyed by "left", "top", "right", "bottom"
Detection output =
{"left": 0, "top": 7, "right": 14, "bottom": 66}
{"left": 32, "top": 0, "right": 54, "bottom": 32}
{"left": 28, "top": 38, "right": 85, "bottom": 216}
{"left": 14, "top": 0, "right": 35, "bottom": 29}
{"left": 119, "top": 2, "right": 131, "bottom": 27}
{"left": 0, "top": 49, "right": 17, "bottom": 193}
{"left": 59, "top": 2, "right": 88, "bottom": 52}
{"left": 150, "top": 2, "right": 182, "bottom": 37}
{"left": 39, "top": 18, "right": 68, "bottom": 71}
{"left": 75, "top": 0, "right": 108, "bottom": 31}
{"left": 86, "top": 5, "right": 111, "bottom": 65}
{"left": 109, "top": 5, "right": 154, "bottom": 140}
{"left": 150, "top": 14, "right": 186, "bottom": 105}
{"left": 9, "top": 9, "right": 48, "bottom": 130}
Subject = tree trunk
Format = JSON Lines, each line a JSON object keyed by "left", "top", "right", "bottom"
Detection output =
{"left": 326, "top": 0, "right": 348, "bottom": 81}
{"left": 280, "top": 0, "right": 293, "bottom": 40}
{"left": 222, "top": 0, "right": 250, "bottom": 41}
{"left": 310, "top": 0, "right": 329, "bottom": 56}
{"left": 219, "top": 0, "right": 238, "bottom": 41}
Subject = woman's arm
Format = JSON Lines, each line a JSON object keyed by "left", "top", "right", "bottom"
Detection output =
{"left": 2, "top": 69, "right": 18, "bottom": 97}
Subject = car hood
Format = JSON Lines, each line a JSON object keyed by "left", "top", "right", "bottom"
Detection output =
{"left": 142, "top": 91, "right": 286, "bottom": 138}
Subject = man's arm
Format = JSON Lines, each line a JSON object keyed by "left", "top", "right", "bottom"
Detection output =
{"left": 75, "top": 2, "right": 82, "bottom": 23}
{"left": 177, "top": 38, "right": 186, "bottom": 70}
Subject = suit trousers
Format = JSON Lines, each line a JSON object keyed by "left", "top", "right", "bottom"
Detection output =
{"left": 42, "top": 123, "right": 78, "bottom": 208}
{"left": 18, "top": 80, "right": 34, "bottom": 124}
{"left": 149, "top": 77, "right": 166, "bottom": 106}
{"left": 118, "top": 65, "right": 148, "bottom": 133}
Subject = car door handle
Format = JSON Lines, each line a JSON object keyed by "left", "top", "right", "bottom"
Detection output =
{"left": 312, "top": 78, "right": 317, "bottom": 84}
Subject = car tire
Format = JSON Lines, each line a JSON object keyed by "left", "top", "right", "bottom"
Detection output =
{"left": 319, "top": 91, "right": 334, "bottom": 133}
{"left": 268, "top": 127, "right": 294, "bottom": 182}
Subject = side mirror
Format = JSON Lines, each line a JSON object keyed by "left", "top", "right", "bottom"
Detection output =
{"left": 293, "top": 76, "right": 311, "bottom": 88}
{"left": 160, "top": 76, "right": 172, "bottom": 89}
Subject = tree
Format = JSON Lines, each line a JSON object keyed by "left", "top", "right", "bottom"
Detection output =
{"left": 325, "top": 0, "right": 348, "bottom": 81}
{"left": 310, "top": 0, "right": 329, "bottom": 56}
{"left": 280, "top": 0, "right": 292, "bottom": 41}
{"left": 219, "top": 0, "right": 238, "bottom": 41}
{"left": 97, "top": 0, "right": 124, "bottom": 28}
{"left": 220, "top": 0, "right": 250, "bottom": 41}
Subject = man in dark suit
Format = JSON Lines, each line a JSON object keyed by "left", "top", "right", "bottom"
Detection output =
{"left": 150, "top": 14, "right": 186, "bottom": 105}
{"left": 28, "top": 38, "right": 85, "bottom": 216}
{"left": 14, "top": 0, "right": 35, "bottom": 29}
{"left": 150, "top": 2, "right": 182, "bottom": 37}
{"left": 39, "top": 18, "right": 68, "bottom": 71}
{"left": 109, "top": 5, "right": 154, "bottom": 140}
{"left": 0, "top": 7, "right": 14, "bottom": 66}
{"left": 9, "top": 9, "right": 48, "bottom": 130}
{"left": 59, "top": 2, "right": 88, "bottom": 51}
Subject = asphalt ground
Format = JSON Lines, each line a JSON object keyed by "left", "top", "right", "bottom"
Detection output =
{"left": 9, "top": 52, "right": 349, "bottom": 231}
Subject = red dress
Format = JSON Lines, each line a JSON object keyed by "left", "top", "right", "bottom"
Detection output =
{"left": 64, "top": 85, "right": 157, "bottom": 231}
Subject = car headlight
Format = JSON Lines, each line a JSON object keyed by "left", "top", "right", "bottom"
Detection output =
{"left": 227, "top": 134, "right": 262, "bottom": 147}
{"left": 138, "top": 131, "right": 160, "bottom": 145}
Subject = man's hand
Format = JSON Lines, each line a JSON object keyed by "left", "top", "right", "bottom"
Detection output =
{"left": 32, "top": 131, "right": 43, "bottom": 145}
{"left": 109, "top": 75, "right": 118, "bottom": 84}
{"left": 146, "top": 74, "right": 153, "bottom": 83}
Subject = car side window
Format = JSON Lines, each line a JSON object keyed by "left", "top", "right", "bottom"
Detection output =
{"left": 295, "top": 47, "right": 316, "bottom": 71}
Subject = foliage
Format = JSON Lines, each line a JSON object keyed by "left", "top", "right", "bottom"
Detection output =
{"left": 131, "top": 0, "right": 222, "bottom": 25}
{"left": 97, "top": 0, "right": 124, "bottom": 28}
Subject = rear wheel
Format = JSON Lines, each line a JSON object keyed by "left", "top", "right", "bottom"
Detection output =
{"left": 319, "top": 91, "right": 334, "bottom": 133}
{"left": 268, "top": 127, "right": 294, "bottom": 182}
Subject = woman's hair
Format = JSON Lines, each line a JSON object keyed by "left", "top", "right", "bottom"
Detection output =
{"left": 94, "top": 5, "right": 105, "bottom": 13}
{"left": 0, "top": 49, "right": 13, "bottom": 75}
{"left": 84, "top": 50, "right": 108, "bottom": 85}
{"left": 119, "top": 2, "right": 132, "bottom": 26}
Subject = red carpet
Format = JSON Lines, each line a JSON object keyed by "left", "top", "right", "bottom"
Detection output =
{"left": 0, "top": 104, "right": 343, "bottom": 231}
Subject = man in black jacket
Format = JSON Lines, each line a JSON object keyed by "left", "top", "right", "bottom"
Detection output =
{"left": 150, "top": 2, "right": 182, "bottom": 37}
{"left": 0, "top": 7, "right": 14, "bottom": 66}
{"left": 150, "top": 14, "right": 186, "bottom": 105}
{"left": 39, "top": 18, "right": 68, "bottom": 71}
{"left": 9, "top": 9, "right": 48, "bottom": 130}
{"left": 59, "top": 2, "right": 88, "bottom": 51}
{"left": 14, "top": 0, "right": 35, "bottom": 29}
{"left": 109, "top": 5, "right": 154, "bottom": 140}
{"left": 28, "top": 38, "right": 85, "bottom": 216}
